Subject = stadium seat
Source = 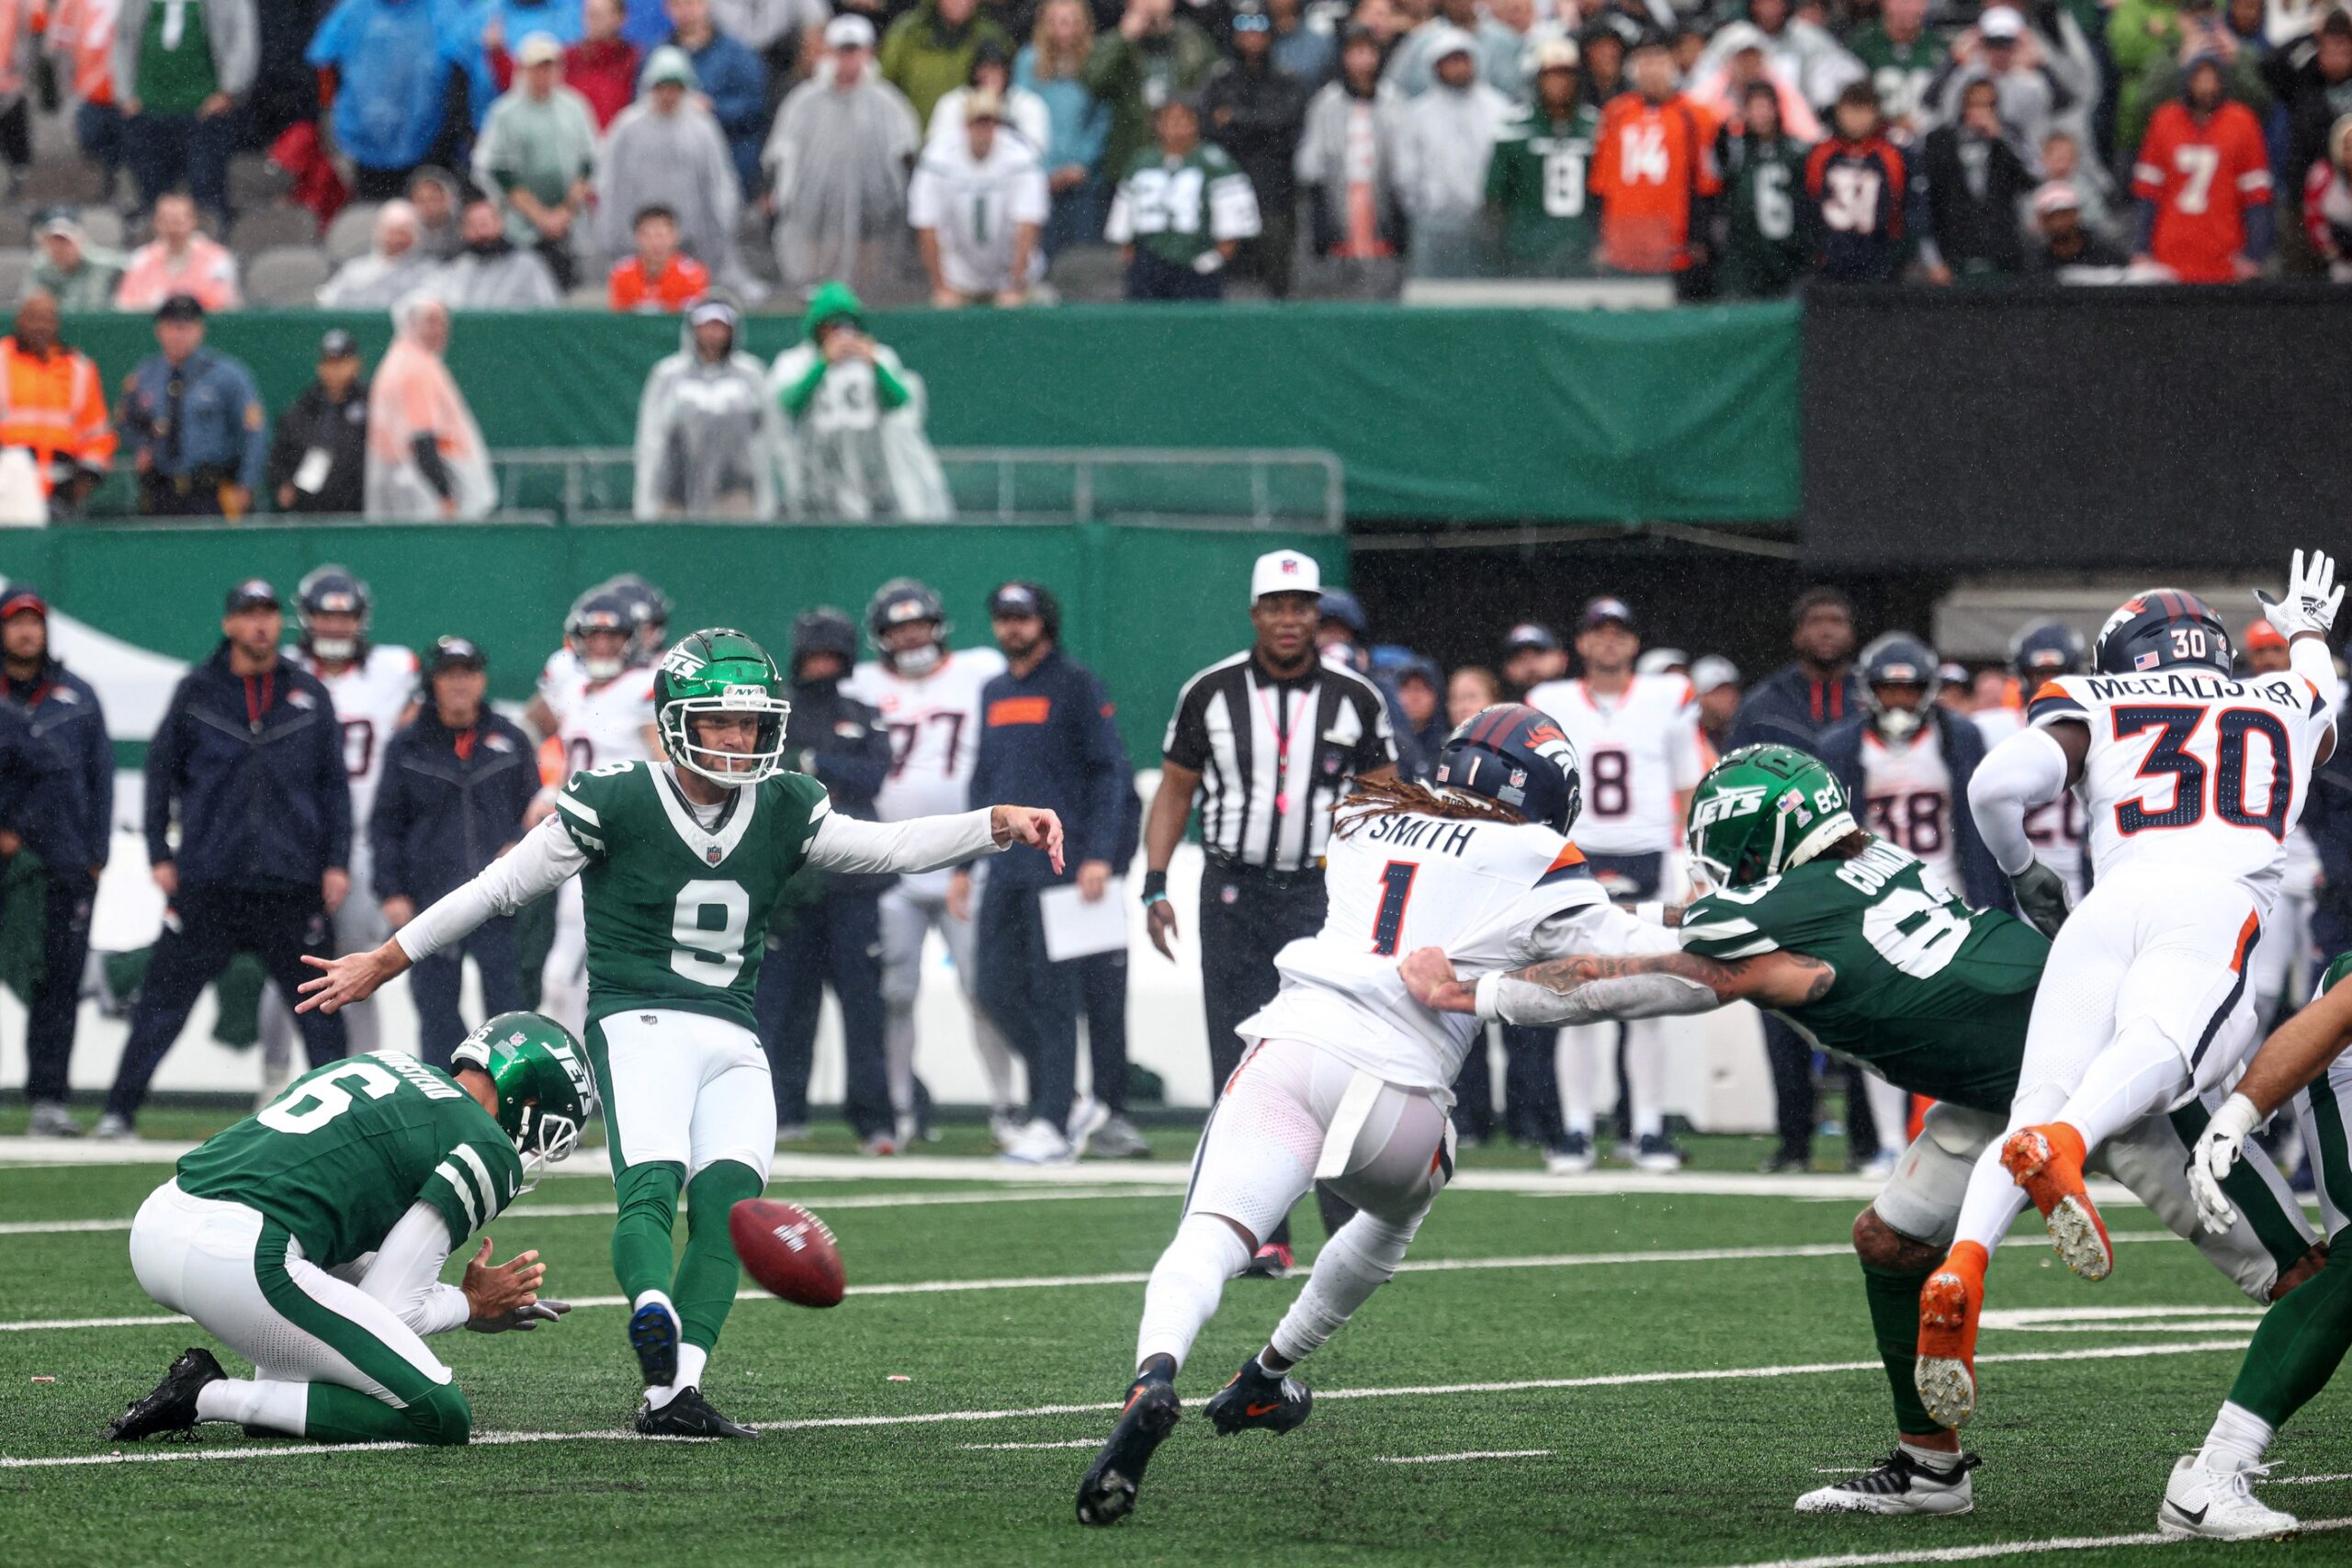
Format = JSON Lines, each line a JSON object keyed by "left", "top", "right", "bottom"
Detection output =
{"left": 0, "top": 251, "right": 30, "bottom": 302}
{"left": 244, "top": 246, "right": 334, "bottom": 307}
{"left": 324, "top": 204, "right": 385, "bottom": 265}
{"left": 75, "top": 209, "right": 126, "bottom": 250}
{"left": 1046, "top": 245, "right": 1125, "bottom": 305}
{"left": 232, "top": 205, "right": 321, "bottom": 254}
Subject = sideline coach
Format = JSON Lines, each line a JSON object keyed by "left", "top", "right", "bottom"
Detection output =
{"left": 1141, "top": 549, "right": 1396, "bottom": 1273}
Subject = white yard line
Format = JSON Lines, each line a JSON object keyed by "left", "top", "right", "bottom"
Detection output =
{"left": 0, "top": 1338, "right": 2264, "bottom": 1472}
{"left": 1375, "top": 1449, "right": 1554, "bottom": 1464}
{"left": 0, "top": 1232, "right": 2193, "bottom": 1336}
{"left": 1706, "top": 1516, "right": 2352, "bottom": 1568}
{"left": 2274, "top": 1473, "right": 2352, "bottom": 1485}
{"left": 956, "top": 1440, "right": 1102, "bottom": 1451}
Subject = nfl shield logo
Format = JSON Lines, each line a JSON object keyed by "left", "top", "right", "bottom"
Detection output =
{"left": 707, "top": 845, "right": 722, "bottom": 864}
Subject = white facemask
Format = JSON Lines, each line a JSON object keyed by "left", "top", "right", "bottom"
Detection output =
{"left": 890, "top": 640, "right": 943, "bottom": 677}
{"left": 310, "top": 636, "right": 356, "bottom": 662}
{"left": 1876, "top": 705, "right": 1924, "bottom": 743}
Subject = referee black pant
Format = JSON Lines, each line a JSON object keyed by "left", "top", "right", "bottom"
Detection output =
{"left": 106, "top": 882, "right": 347, "bottom": 1122}
{"left": 1198, "top": 860, "right": 1355, "bottom": 1247}
{"left": 24, "top": 871, "right": 96, "bottom": 1105}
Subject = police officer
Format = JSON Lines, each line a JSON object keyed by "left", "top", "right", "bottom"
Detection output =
{"left": 369, "top": 637, "right": 538, "bottom": 1063}
{"left": 1142, "top": 551, "right": 1396, "bottom": 1270}
{"left": 266, "top": 329, "right": 370, "bottom": 514}
{"left": 956, "top": 582, "right": 1132, "bottom": 1168}
{"left": 98, "top": 580, "right": 352, "bottom": 1136}
{"left": 0, "top": 585, "right": 100, "bottom": 1136}
{"left": 756, "top": 607, "right": 898, "bottom": 1150}
{"left": 118, "top": 295, "right": 268, "bottom": 519}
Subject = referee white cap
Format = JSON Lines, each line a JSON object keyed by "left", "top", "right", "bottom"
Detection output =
{"left": 1250, "top": 549, "right": 1321, "bottom": 603}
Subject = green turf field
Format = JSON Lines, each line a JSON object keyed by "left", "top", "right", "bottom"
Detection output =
{"left": 3, "top": 1126, "right": 2346, "bottom": 1568}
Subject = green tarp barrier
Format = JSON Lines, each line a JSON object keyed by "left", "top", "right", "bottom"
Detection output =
{"left": 0, "top": 521, "right": 1343, "bottom": 761}
{"left": 52, "top": 303, "right": 1799, "bottom": 525}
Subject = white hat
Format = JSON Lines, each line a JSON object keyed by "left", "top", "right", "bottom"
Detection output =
{"left": 1980, "top": 6, "right": 2025, "bottom": 39}
{"left": 1427, "top": 23, "right": 1476, "bottom": 62}
{"left": 1636, "top": 648, "right": 1690, "bottom": 675}
{"left": 1250, "top": 549, "right": 1321, "bottom": 603}
{"left": 1691, "top": 654, "right": 1742, "bottom": 694}
{"left": 825, "top": 12, "right": 876, "bottom": 49}
{"left": 515, "top": 31, "right": 563, "bottom": 66}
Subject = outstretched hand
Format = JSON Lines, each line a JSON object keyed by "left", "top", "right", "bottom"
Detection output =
{"left": 2188, "top": 1094, "right": 2259, "bottom": 1235}
{"left": 2256, "top": 548, "right": 2343, "bottom": 641}
{"left": 991, "top": 806, "right": 1066, "bottom": 874}
{"left": 1400, "top": 947, "right": 1476, "bottom": 1013}
{"left": 461, "top": 1237, "right": 548, "bottom": 1329}
{"left": 296, "top": 942, "right": 406, "bottom": 1014}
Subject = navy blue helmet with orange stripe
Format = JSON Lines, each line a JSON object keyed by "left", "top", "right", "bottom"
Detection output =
{"left": 2093, "top": 589, "right": 2231, "bottom": 677}
{"left": 1433, "top": 704, "right": 1582, "bottom": 834}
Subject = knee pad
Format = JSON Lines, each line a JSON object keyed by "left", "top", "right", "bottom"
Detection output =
{"left": 408, "top": 1382, "right": 472, "bottom": 1447}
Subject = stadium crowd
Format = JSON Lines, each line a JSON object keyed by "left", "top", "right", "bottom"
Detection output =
{"left": 1, "top": 0, "right": 2348, "bottom": 310}
{"left": 11, "top": 558, "right": 2345, "bottom": 1210}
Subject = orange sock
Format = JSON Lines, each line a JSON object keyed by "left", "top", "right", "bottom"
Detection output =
{"left": 1941, "top": 1240, "right": 1989, "bottom": 1284}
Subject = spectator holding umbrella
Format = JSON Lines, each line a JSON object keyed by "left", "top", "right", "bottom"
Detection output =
{"left": 268, "top": 329, "right": 372, "bottom": 515}
{"left": 366, "top": 295, "right": 495, "bottom": 521}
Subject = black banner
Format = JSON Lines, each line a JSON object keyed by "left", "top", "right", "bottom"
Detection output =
{"left": 1803, "top": 288, "right": 2352, "bottom": 571}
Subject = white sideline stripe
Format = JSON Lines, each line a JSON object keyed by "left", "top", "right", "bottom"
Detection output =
{"left": 0, "top": 1185, "right": 1177, "bottom": 1238}
{"left": 0, "top": 1231, "right": 2195, "bottom": 1334}
{"left": 1707, "top": 1516, "right": 2352, "bottom": 1568}
{"left": 0, "top": 1339, "right": 2267, "bottom": 1471}
{"left": 2276, "top": 1473, "right": 2352, "bottom": 1485}
{"left": 1375, "top": 1450, "right": 1553, "bottom": 1464}
{"left": 957, "top": 1440, "right": 1101, "bottom": 1451}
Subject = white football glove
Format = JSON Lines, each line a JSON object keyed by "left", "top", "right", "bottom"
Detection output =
{"left": 2255, "top": 548, "right": 2343, "bottom": 642}
{"left": 2187, "top": 1093, "right": 2262, "bottom": 1235}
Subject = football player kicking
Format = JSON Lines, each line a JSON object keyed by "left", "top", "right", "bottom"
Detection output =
{"left": 1077, "top": 705, "right": 1690, "bottom": 1527}
{"left": 107, "top": 1012, "right": 591, "bottom": 1448}
{"left": 2162, "top": 952, "right": 2352, "bottom": 1540}
{"left": 301, "top": 629, "right": 1063, "bottom": 1438}
{"left": 1401, "top": 744, "right": 2325, "bottom": 1517}
{"left": 1919, "top": 559, "right": 2339, "bottom": 1430}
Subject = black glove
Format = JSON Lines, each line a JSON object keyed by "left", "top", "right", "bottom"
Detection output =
{"left": 2009, "top": 861, "right": 2071, "bottom": 940}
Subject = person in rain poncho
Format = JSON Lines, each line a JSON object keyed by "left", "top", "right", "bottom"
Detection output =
{"left": 766, "top": 282, "right": 950, "bottom": 522}
{"left": 633, "top": 298, "right": 781, "bottom": 519}
{"left": 317, "top": 201, "right": 440, "bottom": 308}
{"left": 763, "top": 15, "right": 922, "bottom": 299}
{"left": 594, "top": 46, "right": 752, "bottom": 294}
{"left": 1391, "top": 26, "right": 1511, "bottom": 278}
{"left": 365, "top": 294, "right": 495, "bottom": 521}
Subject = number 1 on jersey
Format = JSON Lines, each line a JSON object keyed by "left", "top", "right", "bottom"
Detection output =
{"left": 1372, "top": 861, "right": 1419, "bottom": 956}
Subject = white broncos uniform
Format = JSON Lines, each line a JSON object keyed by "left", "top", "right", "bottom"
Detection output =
{"left": 258, "top": 644, "right": 417, "bottom": 1062}
{"left": 843, "top": 647, "right": 1012, "bottom": 1120}
{"left": 536, "top": 650, "right": 659, "bottom": 1036}
{"left": 1525, "top": 673, "right": 1705, "bottom": 1148}
{"left": 1976, "top": 701, "right": 2089, "bottom": 898}
{"left": 2017, "top": 664, "right": 2336, "bottom": 1109}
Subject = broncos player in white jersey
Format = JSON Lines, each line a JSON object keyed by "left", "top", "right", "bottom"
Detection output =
{"left": 2239, "top": 617, "right": 2324, "bottom": 1026}
{"left": 1917, "top": 558, "right": 2343, "bottom": 1432}
{"left": 842, "top": 578, "right": 1017, "bottom": 1145}
{"left": 1076, "top": 705, "right": 1681, "bottom": 1527}
{"left": 524, "top": 589, "right": 661, "bottom": 1036}
{"left": 1525, "top": 596, "right": 1706, "bottom": 1174}
{"left": 255, "top": 567, "right": 417, "bottom": 1078}
{"left": 1973, "top": 620, "right": 2092, "bottom": 902}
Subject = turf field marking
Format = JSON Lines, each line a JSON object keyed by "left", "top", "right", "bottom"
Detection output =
{"left": 0, "top": 1338, "right": 2266, "bottom": 1470}
{"left": 1374, "top": 1450, "right": 1553, "bottom": 1464}
{"left": 0, "top": 1231, "right": 2197, "bottom": 1335}
{"left": 957, "top": 1440, "right": 1102, "bottom": 1451}
{"left": 2275, "top": 1472, "right": 2352, "bottom": 1485}
{"left": 1705, "top": 1515, "right": 2352, "bottom": 1567}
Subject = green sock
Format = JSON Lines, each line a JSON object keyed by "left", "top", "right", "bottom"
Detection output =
{"left": 674, "top": 1159, "right": 764, "bottom": 1352}
{"left": 302, "top": 1382, "right": 469, "bottom": 1446}
{"left": 611, "top": 1159, "right": 685, "bottom": 1303}
{"left": 2226, "top": 1240, "right": 2352, "bottom": 1427}
{"left": 1861, "top": 1261, "right": 1941, "bottom": 1438}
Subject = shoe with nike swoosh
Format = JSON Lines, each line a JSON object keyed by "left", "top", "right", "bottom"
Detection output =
{"left": 2158, "top": 1455, "right": 2298, "bottom": 1540}
{"left": 1203, "top": 1356, "right": 1313, "bottom": 1437}
{"left": 1076, "top": 1372, "right": 1182, "bottom": 1526}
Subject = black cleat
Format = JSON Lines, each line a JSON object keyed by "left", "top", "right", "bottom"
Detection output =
{"left": 1203, "top": 1356, "right": 1313, "bottom": 1436}
{"left": 633, "top": 1387, "right": 759, "bottom": 1438}
{"left": 1076, "top": 1373, "right": 1182, "bottom": 1526}
{"left": 107, "top": 1348, "right": 224, "bottom": 1441}
{"left": 628, "top": 1302, "right": 679, "bottom": 1389}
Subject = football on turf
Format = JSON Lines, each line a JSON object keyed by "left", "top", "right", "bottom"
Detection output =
{"left": 729, "top": 1199, "right": 845, "bottom": 1308}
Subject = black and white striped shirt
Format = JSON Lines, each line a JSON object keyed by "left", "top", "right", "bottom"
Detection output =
{"left": 1162, "top": 651, "right": 1398, "bottom": 872}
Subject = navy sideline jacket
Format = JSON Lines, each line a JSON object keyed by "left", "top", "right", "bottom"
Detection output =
{"left": 967, "top": 648, "right": 1131, "bottom": 890}
{"left": 370, "top": 708, "right": 538, "bottom": 908}
{"left": 9, "top": 660, "right": 112, "bottom": 874}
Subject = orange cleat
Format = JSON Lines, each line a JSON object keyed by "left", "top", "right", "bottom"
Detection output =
{"left": 1915, "top": 1241, "right": 1988, "bottom": 1429}
{"left": 2002, "top": 1122, "right": 2112, "bottom": 1281}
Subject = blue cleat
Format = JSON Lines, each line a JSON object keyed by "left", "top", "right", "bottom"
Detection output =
{"left": 1076, "top": 1371, "right": 1181, "bottom": 1526}
{"left": 628, "top": 1301, "right": 679, "bottom": 1389}
{"left": 1203, "top": 1357, "right": 1313, "bottom": 1437}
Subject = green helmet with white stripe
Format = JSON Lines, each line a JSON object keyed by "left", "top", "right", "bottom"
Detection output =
{"left": 449, "top": 1010, "right": 597, "bottom": 1168}
{"left": 1685, "top": 744, "right": 1858, "bottom": 891}
{"left": 655, "top": 627, "right": 793, "bottom": 787}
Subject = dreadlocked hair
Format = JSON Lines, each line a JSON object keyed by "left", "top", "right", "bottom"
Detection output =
{"left": 1811, "top": 829, "right": 1875, "bottom": 863}
{"left": 1332, "top": 775, "right": 1527, "bottom": 839}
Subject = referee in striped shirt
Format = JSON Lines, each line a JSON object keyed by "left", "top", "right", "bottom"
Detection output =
{"left": 1140, "top": 549, "right": 1398, "bottom": 1274}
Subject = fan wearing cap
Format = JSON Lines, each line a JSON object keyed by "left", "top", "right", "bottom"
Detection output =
{"left": 28, "top": 209, "right": 127, "bottom": 311}
{"left": 634, "top": 298, "right": 781, "bottom": 519}
{"left": 1692, "top": 654, "right": 1742, "bottom": 753}
{"left": 1526, "top": 597, "right": 1708, "bottom": 1174}
{"left": 1484, "top": 36, "right": 1602, "bottom": 277}
{"left": 1104, "top": 94, "right": 1263, "bottom": 299}
{"left": 470, "top": 31, "right": 601, "bottom": 290}
{"left": 1499, "top": 622, "right": 1565, "bottom": 698}
{"left": 908, "top": 86, "right": 1049, "bottom": 307}
{"left": 0, "top": 291, "right": 116, "bottom": 515}
{"left": 266, "top": 331, "right": 371, "bottom": 514}
{"left": 761, "top": 15, "right": 923, "bottom": 296}
{"left": 593, "top": 46, "right": 752, "bottom": 295}
{"left": 98, "top": 579, "right": 353, "bottom": 1137}
{"left": 1389, "top": 26, "right": 1512, "bottom": 278}
{"left": 2027, "top": 179, "right": 2130, "bottom": 275}
{"left": 119, "top": 294, "right": 268, "bottom": 518}
{"left": 371, "top": 639, "right": 541, "bottom": 1062}
{"left": 0, "top": 587, "right": 112, "bottom": 1139}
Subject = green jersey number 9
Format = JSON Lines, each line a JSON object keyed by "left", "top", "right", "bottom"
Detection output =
{"left": 671, "top": 880, "right": 752, "bottom": 987}
{"left": 258, "top": 1058, "right": 401, "bottom": 1134}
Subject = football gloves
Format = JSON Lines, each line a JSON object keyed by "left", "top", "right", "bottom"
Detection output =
{"left": 2255, "top": 548, "right": 2342, "bottom": 642}
{"left": 2188, "top": 1093, "right": 2262, "bottom": 1235}
{"left": 2008, "top": 860, "right": 2072, "bottom": 940}
{"left": 467, "top": 1299, "right": 572, "bottom": 1334}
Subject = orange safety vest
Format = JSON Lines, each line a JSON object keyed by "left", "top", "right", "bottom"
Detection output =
{"left": 0, "top": 336, "right": 117, "bottom": 494}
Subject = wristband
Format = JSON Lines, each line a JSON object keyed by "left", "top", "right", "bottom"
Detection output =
{"left": 1634, "top": 900, "right": 1666, "bottom": 927}
{"left": 1142, "top": 869, "right": 1169, "bottom": 901}
{"left": 1473, "top": 972, "right": 1503, "bottom": 1022}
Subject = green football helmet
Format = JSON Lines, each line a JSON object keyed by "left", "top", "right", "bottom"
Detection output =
{"left": 448, "top": 1010, "right": 598, "bottom": 1170}
{"left": 654, "top": 627, "right": 793, "bottom": 787}
{"left": 1685, "top": 744, "right": 1858, "bottom": 890}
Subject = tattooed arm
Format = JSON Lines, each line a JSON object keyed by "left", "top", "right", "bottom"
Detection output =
{"left": 1399, "top": 945, "right": 1836, "bottom": 1027}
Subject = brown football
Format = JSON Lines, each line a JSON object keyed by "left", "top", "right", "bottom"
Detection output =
{"left": 729, "top": 1199, "right": 845, "bottom": 1308}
